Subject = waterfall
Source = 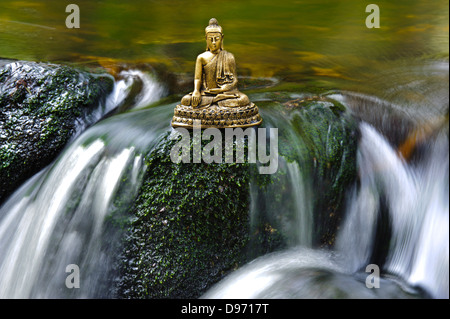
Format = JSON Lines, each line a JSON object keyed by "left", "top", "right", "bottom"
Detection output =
{"left": 115, "top": 69, "right": 167, "bottom": 110}
{"left": 337, "top": 123, "right": 448, "bottom": 298}
{"left": 0, "top": 140, "right": 140, "bottom": 298}
{"left": 204, "top": 120, "right": 449, "bottom": 299}
{"left": 248, "top": 108, "right": 314, "bottom": 249}
{"left": 0, "top": 67, "right": 447, "bottom": 298}
{"left": 0, "top": 72, "right": 170, "bottom": 298}
{"left": 249, "top": 158, "right": 313, "bottom": 249}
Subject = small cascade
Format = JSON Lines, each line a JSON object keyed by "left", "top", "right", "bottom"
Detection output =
{"left": 0, "top": 64, "right": 447, "bottom": 299}
{"left": 337, "top": 123, "right": 448, "bottom": 298}
{"left": 204, "top": 120, "right": 448, "bottom": 299}
{"left": 0, "top": 72, "right": 170, "bottom": 298}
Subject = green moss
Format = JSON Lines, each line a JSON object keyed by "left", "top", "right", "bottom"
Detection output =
{"left": 279, "top": 96, "right": 359, "bottom": 246}
{"left": 0, "top": 61, "right": 114, "bottom": 203}
{"left": 116, "top": 93, "right": 359, "bottom": 297}
{"left": 117, "top": 131, "right": 254, "bottom": 298}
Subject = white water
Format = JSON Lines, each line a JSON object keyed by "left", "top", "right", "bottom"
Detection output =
{"left": 249, "top": 158, "right": 313, "bottom": 248}
{"left": 201, "top": 246, "right": 415, "bottom": 299}
{"left": 0, "top": 70, "right": 168, "bottom": 298}
{"left": 247, "top": 109, "right": 315, "bottom": 249}
{"left": 205, "top": 121, "right": 449, "bottom": 299}
{"left": 0, "top": 140, "right": 142, "bottom": 298}
{"left": 202, "top": 247, "right": 345, "bottom": 299}
{"left": 0, "top": 67, "right": 447, "bottom": 298}
{"left": 339, "top": 123, "right": 448, "bottom": 298}
{"left": 116, "top": 69, "right": 167, "bottom": 109}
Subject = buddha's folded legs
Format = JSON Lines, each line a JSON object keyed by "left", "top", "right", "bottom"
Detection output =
{"left": 181, "top": 93, "right": 214, "bottom": 107}
{"left": 181, "top": 92, "right": 250, "bottom": 108}
{"left": 216, "top": 92, "right": 250, "bottom": 107}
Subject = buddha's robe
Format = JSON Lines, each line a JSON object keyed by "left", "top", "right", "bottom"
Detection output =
{"left": 181, "top": 50, "right": 250, "bottom": 108}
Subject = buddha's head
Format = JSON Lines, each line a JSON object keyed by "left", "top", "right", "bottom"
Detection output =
{"left": 205, "top": 18, "right": 223, "bottom": 52}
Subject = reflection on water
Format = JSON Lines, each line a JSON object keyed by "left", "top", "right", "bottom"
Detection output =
{"left": 0, "top": 0, "right": 448, "bottom": 92}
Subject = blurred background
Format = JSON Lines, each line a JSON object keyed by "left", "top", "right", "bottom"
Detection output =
{"left": 0, "top": 0, "right": 448, "bottom": 94}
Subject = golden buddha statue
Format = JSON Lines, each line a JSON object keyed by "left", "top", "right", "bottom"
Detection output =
{"left": 171, "top": 18, "right": 262, "bottom": 128}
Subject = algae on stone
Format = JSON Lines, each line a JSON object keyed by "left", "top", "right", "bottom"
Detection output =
{"left": 116, "top": 131, "right": 253, "bottom": 298}
{"left": 0, "top": 61, "right": 114, "bottom": 203}
{"left": 285, "top": 96, "right": 359, "bottom": 246}
{"left": 249, "top": 95, "right": 359, "bottom": 248}
{"left": 116, "top": 94, "right": 359, "bottom": 298}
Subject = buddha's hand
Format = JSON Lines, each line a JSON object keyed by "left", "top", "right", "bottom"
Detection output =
{"left": 192, "top": 90, "right": 201, "bottom": 107}
{"left": 206, "top": 88, "right": 224, "bottom": 94}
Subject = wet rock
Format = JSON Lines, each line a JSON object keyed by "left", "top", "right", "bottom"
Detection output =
{"left": 0, "top": 60, "right": 114, "bottom": 203}
{"left": 293, "top": 96, "right": 359, "bottom": 246}
{"left": 116, "top": 131, "right": 252, "bottom": 298}
{"left": 115, "top": 93, "right": 359, "bottom": 298}
{"left": 251, "top": 94, "right": 359, "bottom": 248}
{"left": 288, "top": 96, "right": 359, "bottom": 247}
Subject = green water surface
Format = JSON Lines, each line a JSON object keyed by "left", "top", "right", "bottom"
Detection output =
{"left": 0, "top": 0, "right": 448, "bottom": 95}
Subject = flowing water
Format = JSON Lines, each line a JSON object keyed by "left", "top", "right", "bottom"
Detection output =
{"left": 337, "top": 122, "right": 448, "bottom": 298}
{"left": 0, "top": 0, "right": 448, "bottom": 299}
{"left": 0, "top": 73, "right": 447, "bottom": 298}
{"left": 204, "top": 118, "right": 448, "bottom": 299}
{"left": 0, "top": 71, "right": 170, "bottom": 298}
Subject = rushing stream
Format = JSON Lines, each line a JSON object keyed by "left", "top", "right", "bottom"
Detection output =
{"left": 204, "top": 120, "right": 448, "bottom": 299}
{"left": 0, "top": 70, "right": 169, "bottom": 298}
{"left": 0, "top": 62, "right": 448, "bottom": 298}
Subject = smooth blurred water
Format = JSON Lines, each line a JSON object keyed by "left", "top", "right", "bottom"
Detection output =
{"left": 0, "top": 140, "right": 136, "bottom": 297}
{"left": 337, "top": 122, "right": 449, "bottom": 298}
{"left": 0, "top": 68, "right": 448, "bottom": 298}
{"left": 0, "top": 0, "right": 448, "bottom": 299}
{"left": 0, "top": 71, "right": 171, "bottom": 298}
{"left": 0, "top": 0, "right": 447, "bottom": 93}
{"left": 204, "top": 119, "right": 448, "bottom": 299}
{"left": 248, "top": 109, "right": 314, "bottom": 249}
{"left": 201, "top": 247, "right": 419, "bottom": 299}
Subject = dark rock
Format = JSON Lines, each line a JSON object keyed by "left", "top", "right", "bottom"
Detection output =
{"left": 0, "top": 61, "right": 114, "bottom": 204}
{"left": 115, "top": 93, "right": 359, "bottom": 298}
{"left": 288, "top": 96, "right": 359, "bottom": 247}
{"left": 251, "top": 95, "right": 359, "bottom": 248}
{"left": 116, "top": 131, "right": 252, "bottom": 298}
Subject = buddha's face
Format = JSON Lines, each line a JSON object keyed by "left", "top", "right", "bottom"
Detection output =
{"left": 206, "top": 32, "right": 222, "bottom": 52}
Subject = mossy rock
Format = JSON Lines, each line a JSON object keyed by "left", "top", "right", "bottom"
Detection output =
{"left": 115, "top": 93, "right": 358, "bottom": 298}
{"left": 116, "top": 131, "right": 254, "bottom": 298}
{"left": 290, "top": 96, "right": 358, "bottom": 247}
{"left": 0, "top": 61, "right": 114, "bottom": 203}
{"left": 250, "top": 94, "right": 359, "bottom": 248}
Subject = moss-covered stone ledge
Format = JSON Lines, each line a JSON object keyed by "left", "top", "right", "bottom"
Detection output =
{"left": 283, "top": 95, "right": 359, "bottom": 247}
{"left": 116, "top": 131, "right": 253, "bottom": 298}
{"left": 115, "top": 94, "right": 359, "bottom": 299}
{"left": 246, "top": 94, "right": 359, "bottom": 249}
{"left": 0, "top": 60, "right": 114, "bottom": 203}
